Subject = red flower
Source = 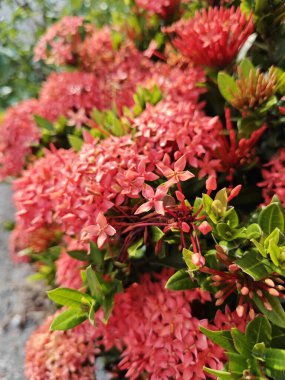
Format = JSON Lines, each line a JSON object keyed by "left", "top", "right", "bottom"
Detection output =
{"left": 81, "top": 212, "right": 116, "bottom": 248}
{"left": 167, "top": 7, "right": 254, "bottom": 68}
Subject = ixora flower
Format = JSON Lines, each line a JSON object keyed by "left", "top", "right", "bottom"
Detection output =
{"left": 259, "top": 148, "right": 285, "bottom": 205}
{"left": 81, "top": 212, "right": 116, "bottom": 248}
{"left": 0, "top": 99, "right": 41, "bottom": 179}
{"left": 95, "top": 271, "right": 246, "bottom": 379}
{"left": 166, "top": 7, "right": 254, "bottom": 68}
{"left": 135, "top": 0, "right": 181, "bottom": 19}
{"left": 134, "top": 100, "right": 222, "bottom": 175}
{"left": 25, "top": 314, "right": 98, "bottom": 380}
{"left": 34, "top": 16, "right": 86, "bottom": 65}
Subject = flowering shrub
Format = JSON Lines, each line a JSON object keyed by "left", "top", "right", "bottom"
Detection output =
{"left": 2, "top": 0, "right": 285, "bottom": 379}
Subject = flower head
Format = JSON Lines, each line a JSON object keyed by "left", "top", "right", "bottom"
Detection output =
{"left": 135, "top": 0, "right": 181, "bottom": 19}
{"left": 25, "top": 313, "right": 98, "bottom": 380}
{"left": 167, "top": 7, "right": 254, "bottom": 68}
{"left": 0, "top": 99, "right": 41, "bottom": 179}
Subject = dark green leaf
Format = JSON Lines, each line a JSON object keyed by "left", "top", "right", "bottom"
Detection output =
{"left": 236, "top": 251, "right": 271, "bottom": 281}
{"left": 67, "top": 250, "right": 89, "bottom": 262}
{"left": 152, "top": 226, "right": 165, "bottom": 242}
{"left": 34, "top": 114, "right": 54, "bottom": 132}
{"left": 253, "top": 293, "right": 285, "bottom": 328}
{"left": 246, "top": 315, "right": 272, "bottom": 348}
{"left": 128, "top": 238, "right": 145, "bottom": 259}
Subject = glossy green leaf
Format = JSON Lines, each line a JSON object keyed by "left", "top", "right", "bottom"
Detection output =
{"left": 47, "top": 288, "right": 93, "bottom": 310}
{"left": 236, "top": 251, "right": 271, "bottom": 281}
{"left": 152, "top": 226, "right": 165, "bottom": 242}
{"left": 200, "top": 326, "right": 236, "bottom": 352}
{"left": 128, "top": 238, "right": 145, "bottom": 259}
{"left": 258, "top": 203, "right": 285, "bottom": 235}
{"left": 265, "top": 348, "right": 285, "bottom": 371}
{"left": 231, "top": 328, "right": 251, "bottom": 357}
{"left": 165, "top": 270, "right": 198, "bottom": 291}
{"left": 246, "top": 315, "right": 272, "bottom": 348}
{"left": 50, "top": 309, "right": 87, "bottom": 331}
{"left": 203, "top": 367, "right": 232, "bottom": 379}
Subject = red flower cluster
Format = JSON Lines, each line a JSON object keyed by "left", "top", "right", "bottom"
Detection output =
{"left": 167, "top": 7, "right": 254, "bottom": 67}
{"left": 259, "top": 148, "right": 285, "bottom": 205}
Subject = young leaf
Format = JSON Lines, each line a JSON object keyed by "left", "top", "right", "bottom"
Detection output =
{"left": 218, "top": 72, "right": 238, "bottom": 103}
{"left": 50, "top": 309, "right": 87, "bottom": 331}
{"left": 203, "top": 367, "right": 233, "bottom": 379}
{"left": 68, "top": 135, "right": 84, "bottom": 152}
{"left": 47, "top": 288, "right": 93, "bottom": 310}
{"left": 165, "top": 270, "right": 198, "bottom": 291}
{"left": 151, "top": 226, "right": 165, "bottom": 242}
{"left": 200, "top": 326, "right": 236, "bottom": 352}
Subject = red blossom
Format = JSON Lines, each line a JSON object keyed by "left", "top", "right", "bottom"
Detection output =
{"left": 81, "top": 212, "right": 116, "bottom": 248}
{"left": 135, "top": 184, "right": 167, "bottom": 215}
{"left": 156, "top": 155, "right": 195, "bottom": 188}
{"left": 167, "top": 7, "right": 254, "bottom": 68}
{"left": 135, "top": 0, "right": 181, "bottom": 19}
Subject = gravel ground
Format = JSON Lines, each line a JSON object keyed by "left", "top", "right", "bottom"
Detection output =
{"left": 0, "top": 183, "right": 52, "bottom": 380}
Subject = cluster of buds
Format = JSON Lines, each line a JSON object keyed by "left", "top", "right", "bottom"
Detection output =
{"left": 201, "top": 246, "right": 285, "bottom": 320}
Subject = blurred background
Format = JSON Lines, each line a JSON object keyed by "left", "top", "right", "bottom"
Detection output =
{"left": 0, "top": 0, "right": 128, "bottom": 110}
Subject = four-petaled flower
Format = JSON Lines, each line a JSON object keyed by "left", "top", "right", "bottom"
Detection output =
{"left": 81, "top": 212, "right": 116, "bottom": 248}
{"left": 156, "top": 155, "right": 194, "bottom": 189}
{"left": 135, "top": 184, "right": 167, "bottom": 215}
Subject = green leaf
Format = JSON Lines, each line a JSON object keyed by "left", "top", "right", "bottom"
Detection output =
{"left": 224, "top": 207, "right": 239, "bottom": 228}
{"left": 102, "top": 293, "right": 115, "bottom": 323}
{"left": 227, "top": 352, "right": 247, "bottom": 375}
{"left": 253, "top": 293, "right": 285, "bottom": 328}
{"left": 203, "top": 367, "right": 232, "bottom": 379}
{"left": 218, "top": 72, "right": 238, "bottom": 103}
{"left": 239, "top": 59, "right": 255, "bottom": 78}
{"left": 246, "top": 315, "right": 272, "bottom": 348}
{"left": 165, "top": 270, "right": 198, "bottom": 291}
{"left": 34, "top": 114, "right": 54, "bottom": 132}
{"left": 182, "top": 248, "right": 198, "bottom": 271}
{"left": 151, "top": 226, "right": 165, "bottom": 242}
{"left": 86, "top": 266, "right": 104, "bottom": 302}
{"left": 50, "top": 309, "right": 87, "bottom": 331}
{"left": 200, "top": 326, "right": 236, "bottom": 352}
{"left": 271, "top": 325, "right": 285, "bottom": 349}
{"left": 231, "top": 328, "right": 251, "bottom": 356}
{"left": 247, "top": 224, "right": 262, "bottom": 240}
{"left": 88, "top": 301, "right": 97, "bottom": 326}
{"left": 68, "top": 135, "right": 84, "bottom": 152}
{"left": 268, "top": 239, "right": 281, "bottom": 266}
{"left": 265, "top": 348, "right": 285, "bottom": 371}
{"left": 236, "top": 251, "right": 271, "bottom": 281}
{"left": 128, "top": 238, "right": 145, "bottom": 259}
{"left": 258, "top": 203, "right": 285, "bottom": 235}
{"left": 67, "top": 250, "right": 89, "bottom": 262}
{"left": 47, "top": 288, "right": 93, "bottom": 310}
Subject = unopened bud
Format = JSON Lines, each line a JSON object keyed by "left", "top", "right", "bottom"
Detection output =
{"left": 241, "top": 286, "right": 249, "bottom": 296}
{"left": 269, "top": 288, "right": 279, "bottom": 297}
{"left": 264, "top": 278, "right": 275, "bottom": 287}
{"left": 215, "top": 290, "right": 224, "bottom": 299}
{"left": 236, "top": 305, "right": 244, "bottom": 318}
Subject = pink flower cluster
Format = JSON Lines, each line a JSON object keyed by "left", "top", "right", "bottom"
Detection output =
{"left": 25, "top": 316, "right": 98, "bottom": 380}
{"left": 95, "top": 270, "right": 245, "bottom": 379}
{"left": 259, "top": 148, "right": 285, "bottom": 205}
{"left": 34, "top": 16, "right": 86, "bottom": 65}
{"left": 0, "top": 99, "right": 41, "bottom": 180}
{"left": 167, "top": 7, "right": 254, "bottom": 67}
{"left": 135, "top": 0, "right": 181, "bottom": 18}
